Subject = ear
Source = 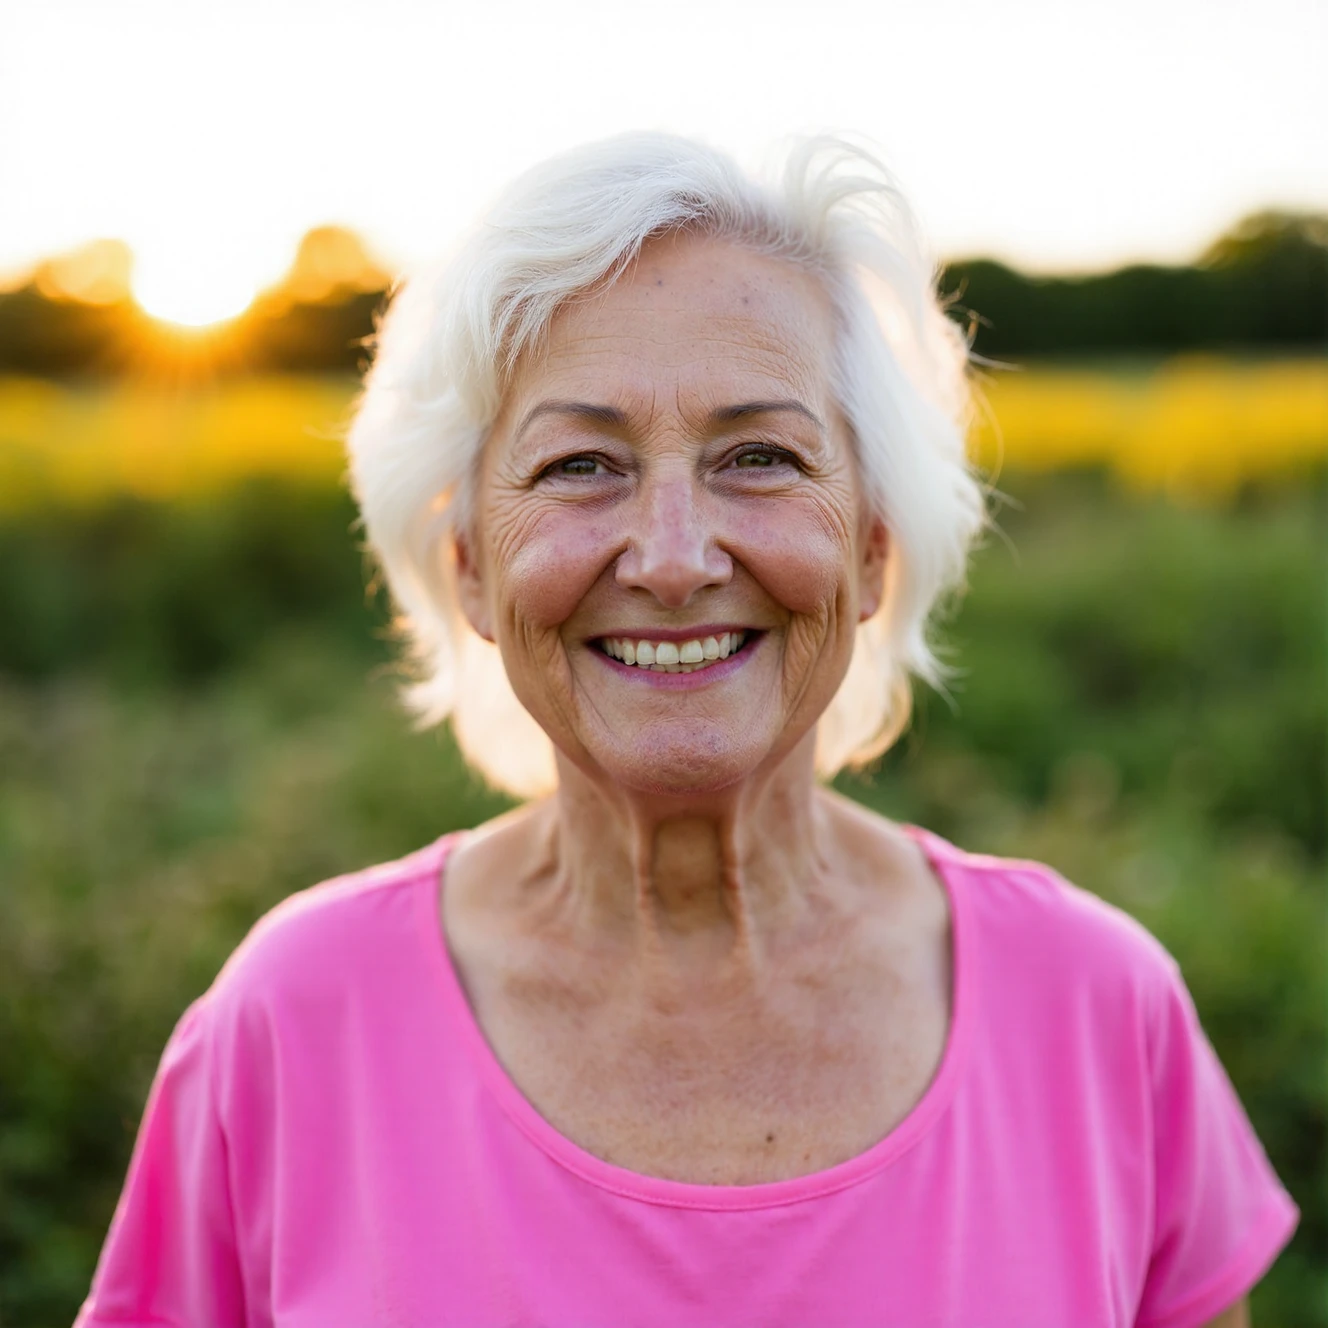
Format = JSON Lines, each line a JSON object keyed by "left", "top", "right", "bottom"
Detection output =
{"left": 454, "top": 529, "right": 495, "bottom": 642}
{"left": 857, "top": 515, "right": 890, "bottom": 622}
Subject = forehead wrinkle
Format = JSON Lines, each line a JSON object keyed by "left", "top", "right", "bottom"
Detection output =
{"left": 528, "top": 334, "right": 827, "bottom": 412}
{"left": 540, "top": 260, "right": 831, "bottom": 356}
{"left": 500, "top": 238, "right": 841, "bottom": 450}
{"left": 540, "top": 308, "right": 826, "bottom": 369}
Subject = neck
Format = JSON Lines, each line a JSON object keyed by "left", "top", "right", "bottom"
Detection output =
{"left": 534, "top": 732, "right": 835, "bottom": 961}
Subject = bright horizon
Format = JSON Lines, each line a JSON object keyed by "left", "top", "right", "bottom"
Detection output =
{"left": 2, "top": 0, "right": 1325, "bottom": 326}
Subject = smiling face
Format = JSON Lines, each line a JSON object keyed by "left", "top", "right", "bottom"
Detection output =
{"left": 456, "top": 230, "right": 888, "bottom": 798}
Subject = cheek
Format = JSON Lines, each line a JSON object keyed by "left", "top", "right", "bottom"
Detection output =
{"left": 728, "top": 498, "right": 856, "bottom": 618}
{"left": 490, "top": 503, "right": 620, "bottom": 629}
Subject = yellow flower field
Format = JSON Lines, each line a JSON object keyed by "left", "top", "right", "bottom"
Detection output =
{"left": 968, "top": 356, "right": 1328, "bottom": 500}
{"left": 0, "top": 376, "right": 353, "bottom": 510}
{"left": 0, "top": 357, "right": 1324, "bottom": 510}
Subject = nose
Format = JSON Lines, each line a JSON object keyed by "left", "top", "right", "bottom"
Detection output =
{"left": 614, "top": 471, "right": 732, "bottom": 609}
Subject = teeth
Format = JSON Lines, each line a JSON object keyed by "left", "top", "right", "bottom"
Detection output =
{"left": 601, "top": 632, "right": 749, "bottom": 672}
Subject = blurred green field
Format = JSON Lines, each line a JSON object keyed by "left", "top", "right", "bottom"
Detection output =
{"left": 0, "top": 374, "right": 1324, "bottom": 1324}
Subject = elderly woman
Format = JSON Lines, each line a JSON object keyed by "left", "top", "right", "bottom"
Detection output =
{"left": 79, "top": 134, "right": 1296, "bottom": 1328}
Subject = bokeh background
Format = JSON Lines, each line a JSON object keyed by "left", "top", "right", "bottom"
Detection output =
{"left": 1, "top": 1, "right": 1325, "bottom": 1323}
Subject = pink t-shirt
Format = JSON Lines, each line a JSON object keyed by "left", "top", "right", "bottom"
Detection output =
{"left": 77, "top": 828, "right": 1298, "bottom": 1328}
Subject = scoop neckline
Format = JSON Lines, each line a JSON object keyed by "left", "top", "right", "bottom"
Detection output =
{"left": 417, "top": 822, "right": 974, "bottom": 1212}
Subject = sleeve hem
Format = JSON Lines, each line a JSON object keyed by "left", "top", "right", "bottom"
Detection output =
{"left": 1136, "top": 1189, "right": 1300, "bottom": 1328}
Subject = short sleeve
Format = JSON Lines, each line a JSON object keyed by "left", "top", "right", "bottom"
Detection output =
{"left": 1135, "top": 959, "right": 1299, "bottom": 1328}
{"left": 75, "top": 997, "right": 246, "bottom": 1328}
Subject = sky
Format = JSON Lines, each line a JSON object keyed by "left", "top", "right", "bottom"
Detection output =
{"left": 1, "top": 0, "right": 1325, "bottom": 322}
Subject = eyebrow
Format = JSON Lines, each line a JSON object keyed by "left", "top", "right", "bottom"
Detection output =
{"left": 515, "top": 400, "right": 629, "bottom": 442}
{"left": 515, "top": 397, "right": 824, "bottom": 442}
{"left": 709, "top": 399, "right": 825, "bottom": 431}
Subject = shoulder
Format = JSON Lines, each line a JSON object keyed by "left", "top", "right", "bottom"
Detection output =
{"left": 201, "top": 834, "right": 458, "bottom": 1025}
{"left": 915, "top": 827, "right": 1181, "bottom": 1011}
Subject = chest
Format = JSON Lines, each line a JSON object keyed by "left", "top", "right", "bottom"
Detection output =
{"left": 452, "top": 932, "right": 951, "bottom": 1185}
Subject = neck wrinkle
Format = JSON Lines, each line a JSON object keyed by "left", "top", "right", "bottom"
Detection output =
{"left": 544, "top": 733, "right": 829, "bottom": 963}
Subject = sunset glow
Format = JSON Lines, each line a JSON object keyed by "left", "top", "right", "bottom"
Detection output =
{"left": 2, "top": 0, "right": 1324, "bottom": 289}
{"left": 132, "top": 250, "right": 260, "bottom": 328}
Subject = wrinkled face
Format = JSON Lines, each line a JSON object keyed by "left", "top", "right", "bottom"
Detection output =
{"left": 457, "top": 231, "right": 887, "bottom": 796}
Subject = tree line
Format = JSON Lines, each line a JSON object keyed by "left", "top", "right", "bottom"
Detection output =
{"left": 0, "top": 211, "right": 1321, "bottom": 377}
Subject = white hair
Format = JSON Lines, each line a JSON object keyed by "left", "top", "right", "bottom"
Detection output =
{"left": 345, "top": 132, "right": 986, "bottom": 798}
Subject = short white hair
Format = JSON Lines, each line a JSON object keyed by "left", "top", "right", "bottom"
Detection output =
{"left": 346, "top": 132, "right": 985, "bottom": 798}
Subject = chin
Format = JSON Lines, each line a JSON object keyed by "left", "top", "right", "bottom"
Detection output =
{"left": 588, "top": 723, "right": 772, "bottom": 799}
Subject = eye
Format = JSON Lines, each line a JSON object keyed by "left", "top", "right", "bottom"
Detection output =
{"left": 538, "top": 453, "right": 608, "bottom": 480}
{"left": 731, "top": 445, "right": 799, "bottom": 471}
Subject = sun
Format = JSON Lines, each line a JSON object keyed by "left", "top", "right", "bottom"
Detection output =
{"left": 132, "top": 248, "right": 261, "bottom": 328}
